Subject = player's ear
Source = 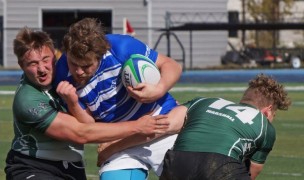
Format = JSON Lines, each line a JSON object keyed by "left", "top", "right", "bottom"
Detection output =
{"left": 261, "top": 105, "right": 273, "bottom": 122}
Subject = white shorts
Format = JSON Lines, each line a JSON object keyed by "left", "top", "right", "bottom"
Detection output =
{"left": 99, "top": 134, "right": 178, "bottom": 176}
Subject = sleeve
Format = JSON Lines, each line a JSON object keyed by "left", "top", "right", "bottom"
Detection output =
{"left": 250, "top": 123, "right": 276, "bottom": 164}
{"left": 13, "top": 90, "right": 58, "bottom": 133}
{"left": 182, "top": 97, "right": 208, "bottom": 109}
{"left": 107, "top": 34, "right": 158, "bottom": 63}
{"left": 183, "top": 99, "right": 195, "bottom": 108}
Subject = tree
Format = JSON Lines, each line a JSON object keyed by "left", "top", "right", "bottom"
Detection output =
{"left": 245, "top": 0, "right": 294, "bottom": 48}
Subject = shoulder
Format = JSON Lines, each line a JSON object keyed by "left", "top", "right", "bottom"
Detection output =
{"left": 14, "top": 83, "right": 44, "bottom": 104}
{"left": 13, "top": 85, "right": 57, "bottom": 128}
{"left": 106, "top": 34, "right": 134, "bottom": 62}
{"left": 55, "top": 53, "right": 68, "bottom": 68}
{"left": 107, "top": 34, "right": 134, "bottom": 42}
{"left": 54, "top": 53, "right": 70, "bottom": 86}
{"left": 256, "top": 112, "right": 276, "bottom": 140}
{"left": 183, "top": 97, "right": 214, "bottom": 110}
{"left": 106, "top": 34, "right": 158, "bottom": 63}
{"left": 266, "top": 121, "right": 276, "bottom": 140}
{"left": 14, "top": 85, "right": 47, "bottom": 113}
{"left": 108, "top": 34, "right": 139, "bottom": 49}
{"left": 255, "top": 118, "right": 276, "bottom": 150}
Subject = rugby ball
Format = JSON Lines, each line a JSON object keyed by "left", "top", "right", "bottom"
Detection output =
{"left": 121, "top": 54, "right": 161, "bottom": 88}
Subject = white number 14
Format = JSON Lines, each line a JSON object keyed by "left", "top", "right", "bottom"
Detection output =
{"left": 209, "top": 99, "right": 259, "bottom": 125}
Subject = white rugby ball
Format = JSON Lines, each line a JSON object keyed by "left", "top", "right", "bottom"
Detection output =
{"left": 121, "top": 54, "right": 161, "bottom": 88}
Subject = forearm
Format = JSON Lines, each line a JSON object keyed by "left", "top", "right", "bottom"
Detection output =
{"left": 250, "top": 161, "right": 264, "bottom": 180}
{"left": 96, "top": 107, "right": 186, "bottom": 166}
{"left": 166, "top": 105, "right": 187, "bottom": 134}
{"left": 156, "top": 54, "right": 182, "bottom": 93}
{"left": 97, "top": 133, "right": 162, "bottom": 166}
{"left": 78, "top": 120, "right": 145, "bottom": 143}
{"left": 56, "top": 81, "right": 94, "bottom": 123}
{"left": 47, "top": 113, "right": 143, "bottom": 144}
{"left": 67, "top": 102, "right": 94, "bottom": 123}
{"left": 78, "top": 113, "right": 170, "bottom": 143}
{"left": 110, "top": 134, "right": 160, "bottom": 151}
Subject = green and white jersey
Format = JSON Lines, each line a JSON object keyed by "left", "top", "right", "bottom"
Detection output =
{"left": 11, "top": 75, "right": 83, "bottom": 162}
{"left": 173, "top": 97, "right": 275, "bottom": 164}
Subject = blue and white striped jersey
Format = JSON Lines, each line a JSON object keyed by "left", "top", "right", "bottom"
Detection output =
{"left": 54, "top": 34, "right": 177, "bottom": 122}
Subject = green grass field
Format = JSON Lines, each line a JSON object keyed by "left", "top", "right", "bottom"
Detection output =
{"left": 1, "top": 83, "right": 303, "bottom": 180}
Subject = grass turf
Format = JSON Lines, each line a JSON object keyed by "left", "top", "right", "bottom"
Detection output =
{"left": 0, "top": 83, "right": 303, "bottom": 180}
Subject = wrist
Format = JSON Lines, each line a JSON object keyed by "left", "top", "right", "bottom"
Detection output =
{"left": 130, "top": 120, "right": 142, "bottom": 134}
{"left": 67, "top": 102, "right": 80, "bottom": 112}
{"left": 155, "top": 82, "right": 166, "bottom": 98}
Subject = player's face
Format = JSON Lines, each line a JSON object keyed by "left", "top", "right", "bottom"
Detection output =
{"left": 66, "top": 53, "right": 99, "bottom": 87}
{"left": 20, "top": 46, "right": 55, "bottom": 89}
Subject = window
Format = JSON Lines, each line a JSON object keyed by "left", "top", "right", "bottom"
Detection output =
{"left": 42, "top": 10, "right": 112, "bottom": 49}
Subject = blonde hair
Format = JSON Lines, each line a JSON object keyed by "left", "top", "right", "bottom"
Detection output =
{"left": 62, "top": 18, "right": 110, "bottom": 64}
{"left": 14, "top": 27, "right": 54, "bottom": 64}
{"left": 241, "top": 74, "right": 291, "bottom": 111}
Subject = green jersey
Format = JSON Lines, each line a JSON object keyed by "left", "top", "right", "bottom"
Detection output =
{"left": 11, "top": 75, "right": 83, "bottom": 162}
{"left": 173, "top": 97, "right": 275, "bottom": 164}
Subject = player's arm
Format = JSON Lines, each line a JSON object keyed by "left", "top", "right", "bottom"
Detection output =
{"left": 97, "top": 105, "right": 187, "bottom": 166}
{"left": 45, "top": 112, "right": 169, "bottom": 144}
{"left": 56, "top": 81, "right": 94, "bottom": 123}
{"left": 97, "top": 134, "right": 159, "bottom": 166}
{"left": 249, "top": 161, "right": 264, "bottom": 180}
{"left": 249, "top": 147, "right": 271, "bottom": 179}
{"left": 155, "top": 53, "right": 182, "bottom": 93}
{"left": 249, "top": 126, "right": 275, "bottom": 179}
{"left": 128, "top": 53, "right": 182, "bottom": 103}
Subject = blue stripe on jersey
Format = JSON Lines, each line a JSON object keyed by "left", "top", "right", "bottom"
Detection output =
{"left": 54, "top": 34, "right": 177, "bottom": 123}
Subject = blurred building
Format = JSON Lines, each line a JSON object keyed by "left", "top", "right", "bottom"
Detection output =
{"left": 0, "top": 0, "right": 229, "bottom": 69}
{"left": 227, "top": 0, "right": 304, "bottom": 49}
{"left": 2, "top": 0, "right": 304, "bottom": 69}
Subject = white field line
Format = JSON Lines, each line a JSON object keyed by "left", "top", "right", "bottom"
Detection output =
{"left": 1, "top": 86, "right": 303, "bottom": 178}
{"left": 293, "top": 101, "right": 304, "bottom": 105}
{"left": 85, "top": 172, "right": 304, "bottom": 179}
{"left": 281, "top": 123, "right": 304, "bottom": 128}
{"left": 269, "top": 172, "right": 303, "bottom": 177}
{"left": 1, "top": 86, "right": 304, "bottom": 95}
{"left": 86, "top": 174, "right": 99, "bottom": 179}
{"left": 170, "top": 86, "right": 304, "bottom": 92}
{"left": 0, "top": 90, "right": 15, "bottom": 95}
{"left": 281, "top": 155, "right": 304, "bottom": 159}
{"left": 79, "top": 155, "right": 304, "bottom": 179}
{"left": 86, "top": 171, "right": 304, "bottom": 179}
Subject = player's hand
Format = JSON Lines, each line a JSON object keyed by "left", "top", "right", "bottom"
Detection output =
{"left": 136, "top": 115, "right": 170, "bottom": 135}
{"left": 126, "top": 83, "right": 164, "bottom": 103}
{"left": 56, "top": 81, "right": 78, "bottom": 105}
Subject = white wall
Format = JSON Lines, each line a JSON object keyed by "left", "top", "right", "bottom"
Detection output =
{"left": 4, "top": 0, "right": 229, "bottom": 69}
